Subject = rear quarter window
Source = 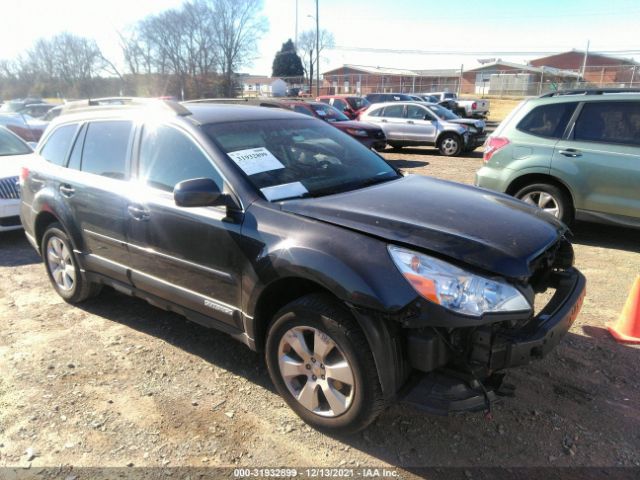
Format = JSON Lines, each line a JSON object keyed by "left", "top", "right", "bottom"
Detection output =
{"left": 574, "top": 101, "right": 640, "bottom": 146}
{"left": 40, "top": 124, "right": 78, "bottom": 166}
{"left": 516, "top": 102, "right": 578, "bottom": 139}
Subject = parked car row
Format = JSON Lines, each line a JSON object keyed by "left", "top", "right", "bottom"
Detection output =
{"left": 19, "top": 97, "right": 586, "bottom": 434}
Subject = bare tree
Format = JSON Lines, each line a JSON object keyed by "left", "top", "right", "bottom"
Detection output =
{"left": 209, "top": 0, "right": 268, "bottom": 96}
{"left": 298, "top": 29, "right": 335, "bottom": 78}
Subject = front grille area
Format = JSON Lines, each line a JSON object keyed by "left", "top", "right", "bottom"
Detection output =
{"left": 0, "top": 176, "right": 20, "bottom": 200}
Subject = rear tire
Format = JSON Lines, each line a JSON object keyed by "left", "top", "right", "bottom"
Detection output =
{"left": 388, "top": 142, "right": 403, "bottom": 150}
{"left": 438, "top": 133, "right": 462, "bottom": 156}
{"left": 41, "top": 223, "right": 102, "bottom": 303}
{"left": 514, "top": 183, "right": 574, "bottom": 225}
{"left": 265, "top": 294, "right": 385, "bottom": 434}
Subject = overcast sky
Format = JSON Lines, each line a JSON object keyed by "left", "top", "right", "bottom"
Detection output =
{"left": 1, "top": 0, "right": 639, "bottom": 75}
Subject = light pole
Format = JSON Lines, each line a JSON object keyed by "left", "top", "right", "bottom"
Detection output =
{"left": 315, "top": 0, "right": 319, "bottom": 97}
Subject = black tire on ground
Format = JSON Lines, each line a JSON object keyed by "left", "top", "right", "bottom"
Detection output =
{"left": 41, "top": 223, "right": 102, "bottom": 303}
{"left": 438, "top": 133, "right": 463, "bottom": 156}
{"left": 373, "top": 144, "right": 388, "bottom": 152}
{"left": 265, "top": 293, "right": 386, "bottom": 434}
{"left": 514, "top": 183, "right": 574, "bottom": 225}
{"left": 388, "top": 142, "right": 403, "bottom": 150}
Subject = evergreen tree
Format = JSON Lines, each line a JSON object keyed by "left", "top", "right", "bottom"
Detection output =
{"left": 271, "top": 39, "right": 304, "bottom": 78}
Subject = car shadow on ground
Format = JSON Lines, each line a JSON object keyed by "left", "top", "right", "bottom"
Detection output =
{"left": 569, "top": 221, "right": 640, "bottom": 254}
{"left": 385, "top": 158, "right": 430, "bottom": 168}
{"left": 75, "top": 286, "right": 639, "bottom": 470}
{"left": 384, "top": 147, "right": 483, "bottom": 160}
{"left": 0, "top": 230, "right": 40, "bottom": 266}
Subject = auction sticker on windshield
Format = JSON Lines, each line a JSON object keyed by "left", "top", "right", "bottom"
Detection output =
{"left": 228, "top": 147, "right": 284, "bottom": 176}
{"left": 261, "top": 182, "right": 308, "bottom": 201}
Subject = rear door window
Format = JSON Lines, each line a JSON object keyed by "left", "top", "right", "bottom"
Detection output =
{"left": 40, "top": 124, "right": 78, "bottom": 166}
{"left": 573, "top": 101, "right": 640, "bottom": 146}
{"left": 382, "top": 104, "right": 405, "bottom": 118}
{"left": 293, "top": 105, "right": 314, "bottom": 116}
{"left": 517, "top": 102, "right": 578, "bottom": 139}
{"left": 332, "top": 99, "right": 348, "bottom": 112}
{"left": 81, "top": 121, "right": 132, "bottom": 179}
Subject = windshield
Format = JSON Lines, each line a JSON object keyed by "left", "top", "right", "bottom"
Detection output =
{"left": 310, "top": 104, "right": 350, "bottom": 122}
{"left": 427, "top": 104, "right": 460, "bottom": 120}
{"left": 0, "top": 128, "right": 32, "bottom": 156}
{"left": 346, "top": 97, "right": 370, "bottom": 110}
{"left": 0, "top": 102, "right": 23, "bottom": 113}
{"left": 204, "top": 119, "right": 399, "bottom": 201}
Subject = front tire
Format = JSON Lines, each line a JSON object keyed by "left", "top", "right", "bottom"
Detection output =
{"left": 514, "top": 183, "right": 574, "bottom": 225}
{"left": 438, "top": 133, "right": 462, "bottom": 156}
{"left": 265, "top": 294, "right": 385, "bottom": 434}
{"left": 42, "top": 223, "right": 102, "bottom": 303}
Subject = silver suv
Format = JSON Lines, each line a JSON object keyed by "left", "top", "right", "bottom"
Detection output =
{"left": 360, "top": 102, "right": 486, "bottom": 156}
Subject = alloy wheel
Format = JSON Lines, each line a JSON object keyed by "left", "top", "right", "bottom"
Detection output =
{"left": 521, "top": 191, "right": 560, "bottom": 218}
{"left": 440, "top": 137, "right": 459, "bottom": 155}
{"left": 277, "top": 326, "right": 355, "bottom": 417}
{"left": 46, "top": 236, "right": 76, "bottom": 291}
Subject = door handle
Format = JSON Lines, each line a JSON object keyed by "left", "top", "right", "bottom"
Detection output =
{"left": 59, "top": 184, "right": 75, "bottom": 197}
{"left": 558, "top": 149, "right": 582, "bottom": 158}
{"left": 127, "top": 205, "right": 150, "bottom": 221}
{"left": 380, "top": 119, "right": 388, "bottom": 123}
{"left": 407, "top": 120, "right": 415, "bottom": 124}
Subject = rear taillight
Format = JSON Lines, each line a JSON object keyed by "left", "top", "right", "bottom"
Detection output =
{"left": 472, "top": 102, "right": 477, "bottom": 110}
{"left": 20, "top": 166, "right": 29, "bottom": 184}
{"left": 483, "top": 137, "right": 510, "bottom": 163}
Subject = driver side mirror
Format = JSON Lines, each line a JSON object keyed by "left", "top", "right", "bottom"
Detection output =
{"left": 174, "top": 178, "right": 228, "bottom": 208}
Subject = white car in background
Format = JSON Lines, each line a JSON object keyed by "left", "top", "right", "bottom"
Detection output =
{"left": 0, "top": 126, "right": 33, "bottom": 231}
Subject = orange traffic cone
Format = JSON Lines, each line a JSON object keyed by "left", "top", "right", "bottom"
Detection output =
{"left": 608, "top": 276, "right": 640, "bottom": 344}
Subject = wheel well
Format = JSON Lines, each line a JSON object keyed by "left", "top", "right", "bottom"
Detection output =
{"left": 251, "top": 278, "right": 334, "bottom": 351}
{"left": 34, "top": 211, "right": 60, "bottom": 251}
{"left": 506, "top": 174, "right": 574, "bottom": 206}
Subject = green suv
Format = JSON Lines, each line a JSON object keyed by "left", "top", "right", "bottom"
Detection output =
{"left": 476, "top": 89, "right": 640, "bottom": 227}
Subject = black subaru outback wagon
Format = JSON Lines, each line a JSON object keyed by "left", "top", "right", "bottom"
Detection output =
{"left": 20, "top": 98, "right": 585, "bottom": 433}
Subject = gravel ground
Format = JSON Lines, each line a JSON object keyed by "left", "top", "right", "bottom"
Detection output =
{"left": 1, "top": 142, "right": 639, "bottom": 477}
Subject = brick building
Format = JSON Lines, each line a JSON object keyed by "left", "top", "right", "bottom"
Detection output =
{"left": 530, "top": 50, "right": 639, "bottom": 85}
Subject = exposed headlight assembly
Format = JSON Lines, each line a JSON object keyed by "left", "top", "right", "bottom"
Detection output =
{"left": 388, "top": 245, "right": 531, "bottom": 317}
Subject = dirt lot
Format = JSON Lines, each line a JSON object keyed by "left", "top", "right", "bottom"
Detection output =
{"left": 1, "top": 144, "right": 639, "bottom": 477}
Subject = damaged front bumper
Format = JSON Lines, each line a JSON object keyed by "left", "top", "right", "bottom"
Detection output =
{"left": 400, "top": 268, "right": 586, "bottom": 414}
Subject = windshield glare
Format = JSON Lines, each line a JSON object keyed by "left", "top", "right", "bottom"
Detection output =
{"left": 205, "top": 119, "right": 399, "bottom": 201}
{"left": 311, "top": 104, "right": 349, "bottom": 122}
{"left": 427, "top": 104, "right": 459, "bottom": 120}
{"left": 0, "top": 128, "right": 32, "bottom": 156}
{"left": 346, "top": 97, "right": 370, "bottom": 110}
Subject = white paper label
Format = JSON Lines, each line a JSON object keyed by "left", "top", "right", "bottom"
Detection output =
{"left": 227, "top": 147, "right": 284, "bottom": 176}
{"left": 260, "top": 182, "right": 308, "bottom": 201}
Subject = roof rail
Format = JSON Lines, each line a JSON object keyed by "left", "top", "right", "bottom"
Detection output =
{"left": 183, "top": 98, "right": 249, "bottom": 104}
{"left": 60, "top": 97, "right": 192, "bottom": 116}
{"left": 539, "top": 88, "right": 640, "bottom": 98}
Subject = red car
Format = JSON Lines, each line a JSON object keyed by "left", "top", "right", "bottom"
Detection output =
{"left": 315, "top": 95, "right": 371, "bottom": 120}
{"left": 277, "top": 100, "right": 386, "bottom": 150}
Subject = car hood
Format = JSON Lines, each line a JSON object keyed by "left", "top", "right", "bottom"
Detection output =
{"left": 281, "top": 175, "right": 566, "bottom": 280}
{"left": 444, "top": 118, "right": 486, "bottom": 130}
{"left": 329, "top": 120, "right": 380, "bottom": 131}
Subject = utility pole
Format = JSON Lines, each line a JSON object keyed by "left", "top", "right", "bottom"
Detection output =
{"left": 315, "top": 0, "right": 320, "bottom": 97}
{"left": 295, "top": 0, "right": 298, "bottom": 48}
{"left": 581, "top": 40, "right": 590, "bottom": 83}
{"left": 309, "top": 48, "right": 314, "bottom": 94}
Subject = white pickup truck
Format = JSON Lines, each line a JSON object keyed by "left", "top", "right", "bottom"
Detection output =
{"left": 427, "top": 92, "right": 490, "bottom": 118}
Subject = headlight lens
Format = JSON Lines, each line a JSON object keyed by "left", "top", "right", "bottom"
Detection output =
{"left": 388, "top": 245, "right": 530, "bottom": 317}
{"left": 345, "top": 128, "right": 369, "bottom": 137}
